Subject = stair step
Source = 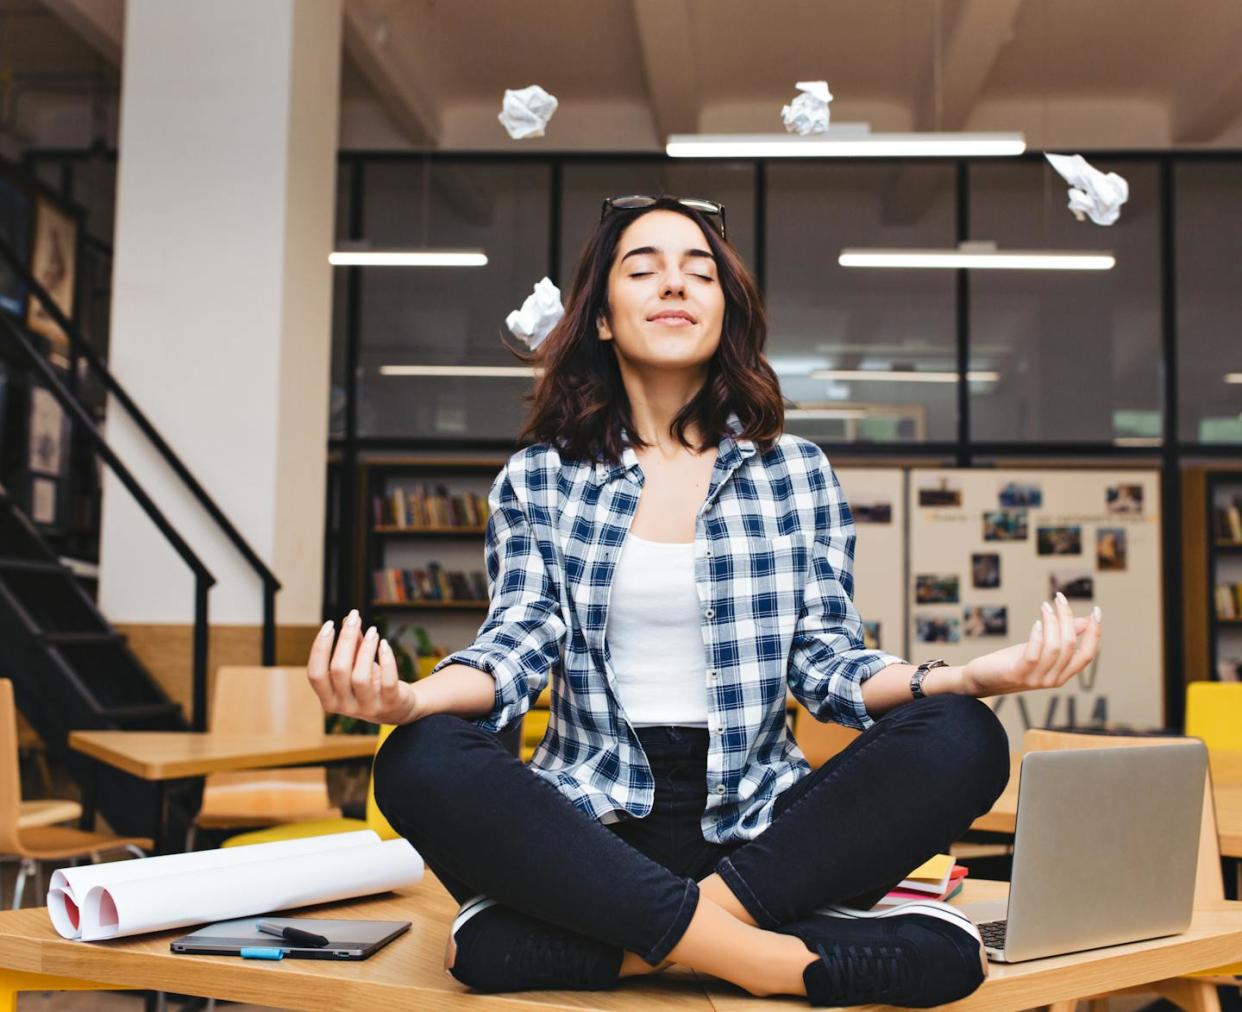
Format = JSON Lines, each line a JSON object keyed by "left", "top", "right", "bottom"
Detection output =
{"left": 102, "top": 702, "right": 185, "bottom": 724}
{"left": 41, "top": 631, "right": 126, "bottom": 646}
{"left": 0, "top": 557, "right": 67, "bottom": 575}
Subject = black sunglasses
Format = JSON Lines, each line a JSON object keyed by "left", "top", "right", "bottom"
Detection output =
{"left": 600, "top": 195, "right": 727, "bottom": 241}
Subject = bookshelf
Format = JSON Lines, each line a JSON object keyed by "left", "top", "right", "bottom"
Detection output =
{"left": 1208, "top": 471, "right": 1242, "bottom": 682}
{"left": 360, "top": 456, "right": 506, "bottom": 657}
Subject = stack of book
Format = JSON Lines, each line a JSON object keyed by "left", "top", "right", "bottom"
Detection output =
{"left": 373, "top": 565, "right": 488, "bottom": 603}
{"left": 1216, "top": 582, "right": 1242, "bottom": 620}
{"left": 373, "top": 484, "right": 489, "bottom": 530}
{"left": 874, "top": 854, "right": 969, "bottom": 908}
{"left": 1214, "top": 498, "right": 1242, "bottom": 543}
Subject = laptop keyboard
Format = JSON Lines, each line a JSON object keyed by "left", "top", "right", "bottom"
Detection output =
{"left": 979, "top": 920, "right": 1007, "bottom": 949}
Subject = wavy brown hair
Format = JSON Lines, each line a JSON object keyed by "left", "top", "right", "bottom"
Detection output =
{"left": 504, "top": 196, "right": 785, "bottom": 465}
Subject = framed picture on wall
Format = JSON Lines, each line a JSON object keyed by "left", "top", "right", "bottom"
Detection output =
{"left": 24, "top": 196, "right": 77, "bottom": 368}
{"left": 28, "top": 385, "right": 67, "bottom": 477}
{"left": 0, "top": 174, "right": 32, "bottom": 318}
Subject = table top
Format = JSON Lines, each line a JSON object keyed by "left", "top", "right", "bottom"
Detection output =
{"left": 67, "top": 731, "right": 380, "bottom": 781}
{"left": 973, "top": 750, "right": 1242, "bottom": 859}
{"left": 0, "top": 875, "right": 1240, "bottom": 1011}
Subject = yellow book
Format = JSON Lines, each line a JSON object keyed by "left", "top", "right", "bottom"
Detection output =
{"left": 906, "top": 853, "right": 954, "bottom": 882}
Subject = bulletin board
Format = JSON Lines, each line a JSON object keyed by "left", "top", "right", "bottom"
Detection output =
{"left": 907, "top": 469, "right": 1162, "bottom": 747}
{"left": 836, "top": 468, "right": 907, "bottom": 660}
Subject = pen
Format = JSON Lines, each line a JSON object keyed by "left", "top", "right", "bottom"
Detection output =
{"left": 255, "top": 920, "right": 330, "bottom": 948}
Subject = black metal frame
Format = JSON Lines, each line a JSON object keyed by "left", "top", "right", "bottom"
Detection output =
{"left": 323, "top": 147, "right": 1242, "bottom": 735}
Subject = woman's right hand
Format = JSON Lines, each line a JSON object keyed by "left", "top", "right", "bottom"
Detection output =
{"left": 307, "top": 610, "right": 422, "bottom": 725}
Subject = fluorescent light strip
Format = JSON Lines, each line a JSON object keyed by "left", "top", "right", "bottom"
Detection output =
{"left": 785, "top": 408, "right": 868, "bottom": 420}
{"left": 667, "top": 132, "right": 1025, "bottom": 159}
{"left": 839, "top": 249, "right": 1114, "bottom": 270}
{"left": 1226, "top": 373, "right": 1242, "bottom": 384}
{"left": 380, "top": 365, "right": 541, "bottom": 378}
{"left": 810, "top": 369, "right": 998, "bottom": 383}
{"left": 329, "top": 250, "right": 488, "bottom": 267}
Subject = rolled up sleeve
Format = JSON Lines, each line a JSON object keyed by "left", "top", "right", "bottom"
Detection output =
{"left": 786, "top": 461, "right": 905, "bottom": 731}
{"left": 428, "top": 461, "right": 566, "bottom": 734}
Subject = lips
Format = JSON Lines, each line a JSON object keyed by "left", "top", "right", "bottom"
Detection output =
{"left": 648, "top": 311, "right": 696, "bottom": 324}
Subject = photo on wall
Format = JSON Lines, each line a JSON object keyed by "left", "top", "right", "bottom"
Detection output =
{"left": 915, "top": 573, "right": 960, "bottom": 604}
{"left": 983, "top": 509, "right": 1028, "bottom": 542}
{"left": 917, "top": 477, "right": 962, "bottom": 508}
{"left": 916, "top": 615, "right": 960, "bottom": 643}
{"left": 1036, "top": 525, "right": 1082, "bottom": 556}
{"left": 852, "top": 502, "right": 892, "bottom": 523}
{"left": 24, "top": 196, "right": 77, "bottom": 367}
{"left": 862, "top": 620, "right": 881, "bottom": 650}
{"left": 971, "top": 552, "right": 1001, "bottom": 588}
{"left": 1106, "top": 484, "right": 1144, "bottom": 514}
{"left": 998, "top": 481, "right": 1043, "bottom": 508}
{"left": 1049, "top": 570, "right": 1094, "bottom": 601}
{"left": 963, "top": 605, "right": 1008, "bottom": 637}
{"left": 1097, "top": 528, "right": 1128, "bottom": 571}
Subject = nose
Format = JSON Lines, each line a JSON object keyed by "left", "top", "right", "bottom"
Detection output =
{"left": 660, "top": 266, "right": 687, "bottom": 298}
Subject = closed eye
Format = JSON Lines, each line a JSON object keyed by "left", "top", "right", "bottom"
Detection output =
{"left": 628, "top": 272, "right": 714, "bottom": 282}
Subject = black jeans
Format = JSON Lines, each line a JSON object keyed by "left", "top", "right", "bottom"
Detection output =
{"left": 373, "top": 693, "right": 1009, "bottom": 969}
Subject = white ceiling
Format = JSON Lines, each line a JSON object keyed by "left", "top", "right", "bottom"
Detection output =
{"left": 7, "top": 0, "right": 1242, "bottom": 152}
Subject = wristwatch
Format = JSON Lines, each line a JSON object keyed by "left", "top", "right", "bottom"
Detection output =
{"left": 910, "top": 659, "right": 948, "bottom": 700}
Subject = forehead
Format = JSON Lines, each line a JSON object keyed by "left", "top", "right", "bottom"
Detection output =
{"left": 614, "top": 209, "right": 710, "bottom": 257}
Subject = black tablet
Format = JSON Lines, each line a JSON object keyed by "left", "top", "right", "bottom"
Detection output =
{"left": 170, "top": 916, "right": 410, "bottom": 960}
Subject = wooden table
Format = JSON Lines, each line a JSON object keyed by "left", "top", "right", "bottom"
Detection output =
{"left": 0, "top": 874, "right": 1239, "bottom": 1011}
{"left": 973, "top": 750, "right": 1242, "bottom": 860}
{"left": 68, "top": 731, "right": 379, "bottom": 853}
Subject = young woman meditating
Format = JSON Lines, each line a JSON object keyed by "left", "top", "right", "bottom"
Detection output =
{"left": 307, "top": 195, "right": 1102, "bottom": 1007}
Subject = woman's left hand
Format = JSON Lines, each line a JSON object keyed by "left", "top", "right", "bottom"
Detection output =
{"left": 960, "top": 593, "right": 1102, "bottom": 698}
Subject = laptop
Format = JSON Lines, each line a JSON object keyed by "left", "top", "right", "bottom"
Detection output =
{"left": 956, "top": 740, "right": 1207, "bottom": 963}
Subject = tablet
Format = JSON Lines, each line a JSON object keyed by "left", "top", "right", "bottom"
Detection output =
{"left": 170, "top": 916, "right": 410, "bottom": 960}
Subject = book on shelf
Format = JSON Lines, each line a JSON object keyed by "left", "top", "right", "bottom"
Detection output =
{"left": 1218, "top": 658, "right": 1241, "bottom": 682}
{"left": 373, "top": 482, "right": 489, "bottom": 530}
{"left": 1213, "top": 497, "right": 1242, "bottom": 543}
{"left": 372, "top": 565, "right": 489, "bottom": 604}
{"left": 1216, "top": 583, "right": 1242, "bottom": 620}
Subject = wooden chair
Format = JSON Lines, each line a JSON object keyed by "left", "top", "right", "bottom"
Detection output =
{"left": 187, "top": 666, "right": 341, "bottom": 849}
{"left": 0, "top": 679, "right": 149, "bottom": 908}
{"left": 1021, "top": 728, "right": 1239, "bottom": 1012}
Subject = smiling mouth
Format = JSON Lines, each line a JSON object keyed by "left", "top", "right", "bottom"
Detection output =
{"left": 649, "top": 315, "right": 696, "bottom": 325}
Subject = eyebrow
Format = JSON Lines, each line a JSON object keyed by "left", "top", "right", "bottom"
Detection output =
{"left": 620, "top": 246, "right": 716, "bottom": 265}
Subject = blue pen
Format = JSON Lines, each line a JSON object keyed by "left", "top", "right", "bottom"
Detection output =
{"left": 240, "top": 947, "right": 284, "bottom": 960}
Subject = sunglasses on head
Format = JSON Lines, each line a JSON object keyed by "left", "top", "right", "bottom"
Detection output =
{"left": 600, "top": 195, "right": 727, "bottom": 241}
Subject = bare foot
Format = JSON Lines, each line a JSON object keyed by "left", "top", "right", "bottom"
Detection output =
{"left": 444, "top": 931, "right": 457, "bottom": 973}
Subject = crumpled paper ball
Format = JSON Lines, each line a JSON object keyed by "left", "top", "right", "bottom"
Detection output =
{"left": 781, "top": 80, "right": 833, "bottom": 136}
{"left": 1045, "top": 153, "right": 1129, "bottom": 226}
{"left": 505, "top": 277, "right": 564, "bottom": 350}
{"left": 499, "top": 85, "right": 559, "bottom": 140}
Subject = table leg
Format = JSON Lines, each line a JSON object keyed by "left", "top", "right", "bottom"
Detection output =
{"left": 155, "top": 781, "right": 170, "bottom": 855}
{"left": 79, "top": 760, "right": 98, "bottom": 831}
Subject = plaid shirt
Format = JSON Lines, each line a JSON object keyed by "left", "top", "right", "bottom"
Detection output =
{"left": 429, "top": 411, "right": 905, "bottom": 843}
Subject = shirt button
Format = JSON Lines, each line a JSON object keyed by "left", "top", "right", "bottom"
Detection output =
{"left": 714, "top": 783, "right": 726, "bottom": 795}
{"left": 705, "top": 548, "right": 712, "bottom": 557}
{"left": 705, "top": 608, "right": 715, "bottom": 619}
{"left": 707, "top": 670, "right": 718, "bottom": 681}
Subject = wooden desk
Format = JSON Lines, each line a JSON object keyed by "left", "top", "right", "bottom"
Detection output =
{"left": 68, "top": 731, "right": 379, "bottom": 781}
{"left": 0, "top": 875, "right": 1239, "bottom": 1011}
{"left": 973, "top": 750, "right": 1242, "bottom": 860}
{"left": 68, "top": 731, "right": 379, "bottom": 853}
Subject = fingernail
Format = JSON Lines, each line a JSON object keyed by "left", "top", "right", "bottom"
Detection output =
{"left": 346, "top": 611, "right": 360, "bottom": 627}
{"left": 380, "top": 639, "right": 391, "bottom": 656}
{"left": 1041, "top": 601, "right": 1052, "bottom": 613}
{"left": 1056, "top": 592, "right": 1067, "bottom": 605}
{"left": 365, "top": 625, "right": 377, "bottom": 641}
{"left": 1093, "top": 606, "right": 1102, "bottom": 624}
{"left": 319, "top": 620, "right": 333, "bottom": 637}
{"left": 1034, "top": 619, "right": 1043, "bottom": 635}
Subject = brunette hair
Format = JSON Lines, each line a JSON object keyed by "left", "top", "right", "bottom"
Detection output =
{"left": 504, "top": 196, "right": 784, "bottom": 464}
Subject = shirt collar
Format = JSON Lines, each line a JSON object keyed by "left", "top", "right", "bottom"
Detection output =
{"left": 590, "top": 410, "right": 755, "bottom": 486}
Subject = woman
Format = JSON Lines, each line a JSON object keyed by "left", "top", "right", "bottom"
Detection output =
{"left": 307, "top": 195, "right": 1102, "bottom": 1007}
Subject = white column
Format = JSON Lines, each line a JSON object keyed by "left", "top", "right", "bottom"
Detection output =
{"left": 99, "top": 1, "right": 342, "bottom": 645}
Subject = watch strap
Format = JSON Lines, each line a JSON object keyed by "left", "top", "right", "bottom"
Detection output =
{"left": 910, "top": 659, "right": 948, "bottom": 699}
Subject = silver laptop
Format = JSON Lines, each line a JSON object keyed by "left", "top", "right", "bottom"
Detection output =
{"left": 957, "top": 741, "right": 1207, "bottom": 963}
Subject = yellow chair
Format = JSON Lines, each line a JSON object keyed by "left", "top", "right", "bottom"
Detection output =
{"left": 0, "top": 679, "right": 151, "bottom": 908}
{"left": 223, "top": 724, "right": 397, "bottom": 847}
{"left": 1186, "top": 681, "right": 1242, "bottom": 751}
{"left": 189, "top": 666, "right": 343, "bottom": 849}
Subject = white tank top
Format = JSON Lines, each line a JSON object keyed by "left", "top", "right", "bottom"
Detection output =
{"left": 605, "top": 531, "right": 709, "bottom": 728}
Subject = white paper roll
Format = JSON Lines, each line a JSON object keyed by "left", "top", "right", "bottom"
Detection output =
{"left": 47, "top": 830, "right": 385, "bottom": 940}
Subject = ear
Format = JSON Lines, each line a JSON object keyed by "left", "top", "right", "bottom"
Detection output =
{"left": 596, "top": 314, "right": 613, "bottom": 342}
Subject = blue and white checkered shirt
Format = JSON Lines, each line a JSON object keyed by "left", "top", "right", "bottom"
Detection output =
{"left": 429, "top": 411, "right": 905, "bottom": 843}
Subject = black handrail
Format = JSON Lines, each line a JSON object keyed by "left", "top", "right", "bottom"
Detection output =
{"left": 0, "top": 312, "right": 217, "bottom": 728}
{"left": 0, "top": 234, "right": 281, "bottom": 668}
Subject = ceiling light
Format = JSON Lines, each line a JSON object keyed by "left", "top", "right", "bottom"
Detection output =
{"left": 667, "top": 130, "right": 1025, "bottom": 159}
{"left": 380, "top": 365, "right": 541, "bottom": 377}
{"left": 785, "top": 408, "right": 868, "bottom": 420}
{"left": 839, "top": 241, "right": 1113, "bottom": 271}
{"left": 329, "top": 249, "right": 487, "bottom": 267}
{"left": 809, "top": 369, "right": 998, "bottom": 383}
{"left": 1225, "top": 373, "right": 1242, "bottom": 384}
